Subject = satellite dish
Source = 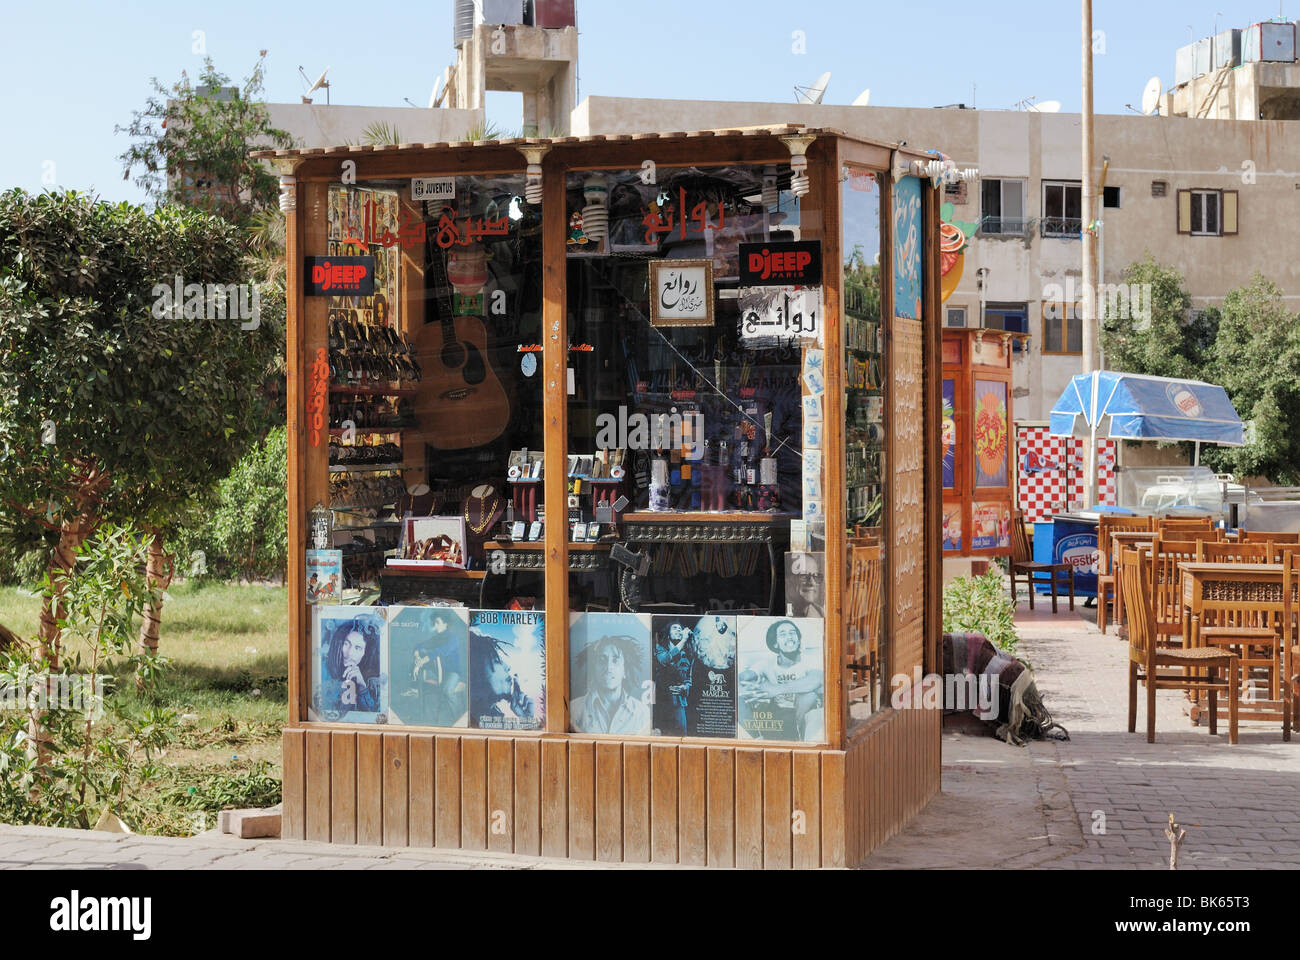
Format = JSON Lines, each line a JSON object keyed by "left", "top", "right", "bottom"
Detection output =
{"left": 308, "top": 67, "right": 332, "bottom": 95}
{"left": 428, "top": 77, "right": 443, "bottom": 109}
{"left": 1033, "top": 100, "right": 1062, "bottom": 113}
{"left": 852, "top": 88, "right": 871, "bottom": 107}
{"left": 298, "top": 65, "right": 332, "bottom": 104}
{"left": 1141, "top": 76, "right": 1163, "bottom": 116}
{"left": 795, "top": 72, "right": 831, "bottom": 105}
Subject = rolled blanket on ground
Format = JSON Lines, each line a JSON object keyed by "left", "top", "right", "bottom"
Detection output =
{"left": 942, "top": 632, "right": 1068, "bottom": 746}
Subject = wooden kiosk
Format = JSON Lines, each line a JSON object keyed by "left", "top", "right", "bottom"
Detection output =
{"left": 263, "top": 125, "right": 944, "bottom": 868}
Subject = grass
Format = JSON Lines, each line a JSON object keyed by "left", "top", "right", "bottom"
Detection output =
{"left": 0, "top": 579, "right": 288, "bottom": 834}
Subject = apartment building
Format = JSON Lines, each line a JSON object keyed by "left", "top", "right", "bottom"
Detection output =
{"left": 569, "top": 95, "right": 1300, "bottom": 420}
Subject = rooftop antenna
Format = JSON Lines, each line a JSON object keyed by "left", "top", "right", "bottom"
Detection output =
{"left": 851, "top": 88, "right": 871, "bottom": 107}
{"left": 1016, "top": 96, "right": 1060, "bottom": 112}
{"left": 298, "top": 65, "right": 331, "bottom": 105}
{"left": 404, "top": 97, "right": 418, "bottom": 108}
{"left": 794, "top": 71, "right": 831, "bottom": 105}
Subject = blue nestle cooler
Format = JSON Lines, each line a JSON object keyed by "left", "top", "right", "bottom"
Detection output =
{"left": 1033, "top": 514, "right": 1098, "bottom": 598}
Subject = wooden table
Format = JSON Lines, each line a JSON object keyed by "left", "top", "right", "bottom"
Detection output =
{"left": 1179, "top": 562, "right": 1293, "bottom": 723}
{"left": 1109, "top": 532, "right": 1155, "bottom": 630}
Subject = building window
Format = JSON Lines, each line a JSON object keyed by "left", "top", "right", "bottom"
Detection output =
{"left": 1104, "top": 186, "right": 1121, "bottom": 208}
{"left": 1041, "top": 181, "right": 1082, "bottom": 238}
{"left": 946, "top": 306, "right": 967, "bottom": 328}
{"left": 944, "top": 180, "right": 968, "bottom": 205}
{"left": 1178, "top": 189, "right": 1238, "bottom": 236}
{"left": 980, "top": 178, "right": 1026, "bottom": 236}
{"left": 1151, "top": 180, "right": 1168, "bottom": 198}
{"left": 1042, "top": 301, "right": 1083, "bottom": 355}
{"left": 984, "top": 302, "right": 1029, "bottom": 353}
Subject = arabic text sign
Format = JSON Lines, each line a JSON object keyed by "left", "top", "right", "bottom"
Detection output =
{"left": 649, "top": 260, "right": 714, "bottom": 327}
{"left": 739, "top": 286, "right": 823, "bottom": 344}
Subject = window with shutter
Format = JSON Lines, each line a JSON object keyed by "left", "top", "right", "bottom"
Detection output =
{"left": 1177, "top": 189, "right": 1192, "bottom": 234}
{"left": 1222, "top": 190, "right": 1239, "bottom": 235}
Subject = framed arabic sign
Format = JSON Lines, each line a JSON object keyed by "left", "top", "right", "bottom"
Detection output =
{"left": 649, "top": 259, "right": 714, "bottom": 327}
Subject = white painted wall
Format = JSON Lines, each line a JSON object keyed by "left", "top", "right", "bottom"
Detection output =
{"left": 265, "top": 103, "right": 484, "bottom": 149}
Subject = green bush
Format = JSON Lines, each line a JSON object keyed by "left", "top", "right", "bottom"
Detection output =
{"left": 0, "top": 525, "right": 179, "bottom": 830}
{"left": 176, "top": 428, "right": 287, "bottom": 582}
{"left": 942, "top": 572, "right": 1019, "bottom": 656}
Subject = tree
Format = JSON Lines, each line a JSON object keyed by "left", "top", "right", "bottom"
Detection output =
{"left": 0, "top": 190, "right": 279, "bottom": 674}
{"left": 1100, "top": 255, "right": 1216, "bottom": 381}
{"left": 116, "top": 54, "right": 295, "bottom": 228}
{"left": 1203, "top": 273, "right": 1300, "bottom": 483}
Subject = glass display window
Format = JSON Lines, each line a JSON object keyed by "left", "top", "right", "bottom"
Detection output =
{"left": 841, "top": 167, "right": 887, "bottom": 730}
{"left": 318, "top": 175, "right": 546, "bottom": 613}
{"left": 562, "top": 163, "right": 828, "bottom": 743}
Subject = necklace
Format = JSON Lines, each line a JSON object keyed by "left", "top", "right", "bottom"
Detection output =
{"left": 464, "top": 489, "right": 502, "bottom": 536}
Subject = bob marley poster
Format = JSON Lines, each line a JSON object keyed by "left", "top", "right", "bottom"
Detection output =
{"left": 468, "top": 610, "right": 545, "bottom": 731}
{"left": 737, "top": 617, "right": 825, "bottom": 743}
{"left": 569, "top": 613, "right": 653, "bottom": 735}
{"left": 388, "top": 607, "right": 469, "bottom": 728}
{"left": 310, "top": 608, "right": 389, "bottom": 724}
{"left": 651, "top": 614, "right": 737, "bottom": 738}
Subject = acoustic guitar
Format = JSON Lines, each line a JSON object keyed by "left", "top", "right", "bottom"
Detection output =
{"left": 421, "top": 249, "right": 509, "bottom": 449}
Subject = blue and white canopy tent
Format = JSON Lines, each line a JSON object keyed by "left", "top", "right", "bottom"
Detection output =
{"left": 1049, "top": 371, "right": 1245, "bottom": 506}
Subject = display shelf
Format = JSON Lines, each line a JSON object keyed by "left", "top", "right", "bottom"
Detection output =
{"left": 329, "top": 463, "right": 406, "bottom": 474}
{"left": 329, "top": 502, "right": 396, "bottom": 512}
{"left": 330, "top": 385, "right": 419, "bottom": 397}
{"left": 329, "top": 427, "right": 410, "bottom": 437}
{"left": 623, "top": 510, "right": 797, "bottom": 523}
{"left": 334, "top": 521, "right": 402, "bottom": 532}
{"left": 382, "top": 564, "right": 486, "bottom": 580}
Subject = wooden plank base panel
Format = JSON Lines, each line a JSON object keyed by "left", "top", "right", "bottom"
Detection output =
{"left": 282, "top": 705, "right": 938, "bottom": 868}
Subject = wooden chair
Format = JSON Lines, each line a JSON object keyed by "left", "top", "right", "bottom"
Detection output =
{"left": 1196, "top": 541, "right": 1280, "bottom": 564}
{"left": 846, "top": 541, "right": 883, "bottom": 711}
{"left": 1149, "top": 538, "right": 1202, "bottom": 646}
{"left": 1197, "top": 549, "right": 1293, "bottom": 739}
{"left": 1009, "top": 511, "right": 1074, "bottom": 613}
{"left": 1238, "top": 530, "right": 1300, "bottom": 544}
{"left": 1120, "top": 547, "right": 1239, "bottom": 744}
{"left": 1157, "top": 517, "right": 1222, "bottom": 540}
{"left": 1097, "top": 515, "right": 1153, "bottom": 635}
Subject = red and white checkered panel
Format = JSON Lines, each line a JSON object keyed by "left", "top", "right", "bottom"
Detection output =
{"left": 1017, "top": 427, "right": 1116, "bottom": 522}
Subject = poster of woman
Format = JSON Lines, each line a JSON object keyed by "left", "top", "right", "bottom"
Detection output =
{"left": 311, "top": 609, "right": 389, "bottom": 724}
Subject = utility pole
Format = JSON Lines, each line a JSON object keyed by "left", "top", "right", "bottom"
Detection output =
{"left": 1081, "top": 0, "right": 1098, "bottom": 374}
{"left": 1081, "top": 0, "right": 1100, "bottom": 508}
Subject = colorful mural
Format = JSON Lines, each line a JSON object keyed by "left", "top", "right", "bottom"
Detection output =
{"left": 939, "top": 201, "right": 978, "bottom": 305}
{"left": 942, "top": 379, "right": 956, "bottom": 490}
{"left": 892, "top": 176, "right": 923, "bottom": 320}
{"left": 973, "top": 380, "right": 1008, "bottom": 488}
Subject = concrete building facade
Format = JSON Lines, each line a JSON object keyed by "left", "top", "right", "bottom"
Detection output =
{"left": 570, "top": 96, "right": 1300, "bottom": 420}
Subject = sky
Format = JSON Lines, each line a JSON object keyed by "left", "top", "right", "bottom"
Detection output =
{"left": 0, "top": 1, "right": 1286, "bottom": 204}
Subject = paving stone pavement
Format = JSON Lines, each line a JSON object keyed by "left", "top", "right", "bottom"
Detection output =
{"left": 0, "top": 823, "right": 663, "bottom": 870}
{"left": 865, "top": 600, "right": 1300, "bottom": 869}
